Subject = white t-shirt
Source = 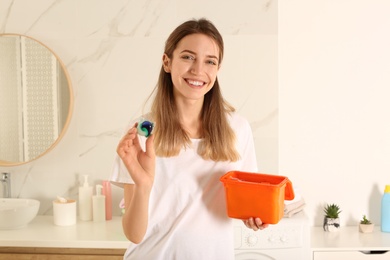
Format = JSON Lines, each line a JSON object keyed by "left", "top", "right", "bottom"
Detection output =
{"left": 110, "top": 112, "right": 257, "bottom": 260}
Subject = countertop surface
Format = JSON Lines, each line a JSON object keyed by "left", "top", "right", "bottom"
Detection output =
{"left": 311, "top": 226, "right": 390, "bottom": 251}
{"left": 0, "top": 215, "right": 130, "bottom": 249}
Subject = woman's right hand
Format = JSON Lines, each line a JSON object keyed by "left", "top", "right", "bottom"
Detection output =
{"left": 116, "top": 123, "right": 156, "bottom": 188}
{"left": 243, "top": 217, "right": 269, "bottom": 231}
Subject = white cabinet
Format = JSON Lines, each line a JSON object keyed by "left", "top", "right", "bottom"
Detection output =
{"left": 314, "top": 251, "right": 390, "bottom": 260}
{"left": 311, "top": 227, "right": 390, "bottom": 260}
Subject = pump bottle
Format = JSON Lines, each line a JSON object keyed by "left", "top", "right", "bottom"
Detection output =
{"left": 381, "top": 185, "right": 390, "bottom": 232}
{"left": 78, "top": 175, "right": 93, "bottom": 221}
{"left": 102, "top": 180, "right": 112, "bottom": 220}
{"left": 92, "top": 184, "right": 106, "bottom": 222}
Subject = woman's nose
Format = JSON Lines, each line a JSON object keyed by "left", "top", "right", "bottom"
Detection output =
{"left": 190, "top": 60, "right": 203, "bottom": 74}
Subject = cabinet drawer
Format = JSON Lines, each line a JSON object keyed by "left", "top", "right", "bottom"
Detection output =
{"left": 0, "top": 247, "right": 126, "bottom": 260}
{"left": 314, "top": 251, "right": 390, "bottom": 260}
{"left": 0, "top": 254, "right": 122, "bottom": 260}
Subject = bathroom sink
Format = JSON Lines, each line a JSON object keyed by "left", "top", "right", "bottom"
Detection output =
{"left": 0, "top": 198, "right": 40, "bottom": 229}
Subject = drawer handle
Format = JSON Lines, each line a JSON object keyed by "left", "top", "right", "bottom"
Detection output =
{"left": 360, "top": 250, "right": 389, "bottom": 255}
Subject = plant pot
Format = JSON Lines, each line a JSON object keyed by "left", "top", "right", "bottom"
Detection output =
{"left": 359, "top": 223, "right": 374, "bottom": 233}
{"left": 323, "top": 217, "right": 340, "bottom": 232}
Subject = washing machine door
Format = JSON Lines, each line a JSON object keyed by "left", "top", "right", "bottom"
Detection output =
{"left": 235, "top": 251, "right": 275, "bottom": 260}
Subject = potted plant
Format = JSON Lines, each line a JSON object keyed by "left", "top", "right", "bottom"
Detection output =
{"left": 323, "top": 203, "right": 341, "bottom": 232}
{"left": 359, "top": 215, "right": 374, "bottom": 233}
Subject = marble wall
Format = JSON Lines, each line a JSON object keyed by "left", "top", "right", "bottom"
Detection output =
{"left": 0, "top": 0, "right": 278, "bottom": 217}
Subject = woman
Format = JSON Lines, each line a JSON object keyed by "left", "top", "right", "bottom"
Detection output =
{"left": 111, "top": 18, "right": 268, "bottom": 260}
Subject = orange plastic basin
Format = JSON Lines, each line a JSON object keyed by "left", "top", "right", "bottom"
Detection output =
{"left": 220, "top": 171, "right": 295, "bottom": 224}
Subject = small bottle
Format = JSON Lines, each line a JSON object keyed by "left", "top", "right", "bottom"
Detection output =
{"left": 92, "top": 184, "right": 106, "bottom": 222}
{"left": 78, "top": 175, "right": 93, "bottom": 221}
{"left": 102, "top": 180, "right": 112, "bottom": 220}
{"left": 381, "top": 185, "right": 390, "bottom": 232}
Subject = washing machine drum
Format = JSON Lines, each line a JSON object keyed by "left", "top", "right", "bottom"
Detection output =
{"left": 235, "top": 251, "right": 275, "bottom": 260}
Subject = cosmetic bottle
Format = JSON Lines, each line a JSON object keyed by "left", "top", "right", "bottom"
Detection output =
{"left": 381, "top": 185, "right": 390, "bottom": 232}
{"left": 78, "top": 175, "right": 93, "bottom": 221}
{"left": 102, "top": 180, "right": 112, "bottom": 220}
{"left": 92, "top": 184, "right": 106, "bottom": 222}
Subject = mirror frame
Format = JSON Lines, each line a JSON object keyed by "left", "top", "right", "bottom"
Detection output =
{"left": 0, "top": 33, "right": 74, "bottom": 167}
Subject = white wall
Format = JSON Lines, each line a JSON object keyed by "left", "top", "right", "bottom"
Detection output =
{"left": 0, "top": 0, "right": 278, "bottom": 217}
{"left": 279, "top": 0, "right": 390, "bottom": 226}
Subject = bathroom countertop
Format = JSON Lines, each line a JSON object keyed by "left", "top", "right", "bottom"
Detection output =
{"left": 0, "top": 215, "right": 130, "bottom": 249}
{"left": 311, "top": 226, "right": 390, "bottom": 251}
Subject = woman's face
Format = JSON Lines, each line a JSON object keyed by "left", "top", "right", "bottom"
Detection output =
{"left": 163, "top": 33, "right": 220, "bottom": 104}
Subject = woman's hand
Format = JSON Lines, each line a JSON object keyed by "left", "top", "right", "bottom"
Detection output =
{"left": 243, "top": 217, "right": 269, "bottom": 231}
{"left": 116, "top": 123, "right": 155, "bottom": 188}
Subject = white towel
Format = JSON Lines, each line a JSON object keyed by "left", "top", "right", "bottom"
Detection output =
{"left": 284, "top": 202, "right": 306, "bottom": 218}
{"left": 283, "top": 188, "right": 306, "bottom": 218}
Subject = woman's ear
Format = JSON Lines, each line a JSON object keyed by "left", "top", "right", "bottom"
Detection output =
{"left": 162, "top": 54, "right": 171, "bottom": 73}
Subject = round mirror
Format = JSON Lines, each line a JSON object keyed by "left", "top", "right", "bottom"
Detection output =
{"left": 0, "top": 34, "right": 73, "bottom": 166}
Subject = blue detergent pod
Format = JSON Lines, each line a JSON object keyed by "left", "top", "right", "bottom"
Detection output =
{"left": 137, "top": 120, "right": 154, "bottom": 137}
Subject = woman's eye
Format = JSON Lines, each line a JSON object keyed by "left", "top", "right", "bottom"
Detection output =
{"left": 207, "top": 60, "right": 218, "bottom": 66}
{"left": 182, "top": 55, "right": 194, "bottom": 60}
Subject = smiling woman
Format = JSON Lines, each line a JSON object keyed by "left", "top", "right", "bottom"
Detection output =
{"left": 110, "top": 18, "right": 268, "bottom": 260}
{"left": 0, "top": 34, "right": 73, "bottom": 166}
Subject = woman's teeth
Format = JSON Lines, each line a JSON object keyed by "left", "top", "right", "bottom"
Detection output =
{"left": 187, "top": 80, "right": 204, "bottom": 86}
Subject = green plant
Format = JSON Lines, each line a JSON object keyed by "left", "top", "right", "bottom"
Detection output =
{"left": 323, "top": 203, "right": 341, "bottom": 218}
{"left": 360, "top": 215, "right": 372, "bottom": 225}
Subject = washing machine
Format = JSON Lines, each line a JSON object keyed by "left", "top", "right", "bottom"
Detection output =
{"left": 234, "top": 212, "right": 310, "bottom": 260}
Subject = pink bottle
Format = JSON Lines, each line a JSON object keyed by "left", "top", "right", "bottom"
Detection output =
{"left": 102, "top": 180, "right": 112, "bottom": 220}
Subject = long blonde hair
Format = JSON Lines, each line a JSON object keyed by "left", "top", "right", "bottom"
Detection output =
{"left": 150, "top": 18, "right": 239, "bottom": 162}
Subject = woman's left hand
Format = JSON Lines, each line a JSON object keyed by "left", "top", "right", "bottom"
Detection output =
{"left": 243, "top": 217, "right": 269, "bottom": 231}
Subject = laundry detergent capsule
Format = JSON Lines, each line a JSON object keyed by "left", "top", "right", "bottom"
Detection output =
{"left": 137, "top": 120, "right": 154, "bottom": 137}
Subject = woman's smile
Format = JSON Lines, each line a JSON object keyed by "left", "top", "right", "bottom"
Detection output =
{"left": 185, "top": 79, "right": 206, "bottom": 88}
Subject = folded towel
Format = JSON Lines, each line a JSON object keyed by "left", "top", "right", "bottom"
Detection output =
{"left": 284, "top": 197, "right": 305, "bottom": 213}
{"left": 283, "top": 187, "right": 305, "bottom": 218}
{"left": 284, "top": 202, "right": 306, "bottom": 218}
